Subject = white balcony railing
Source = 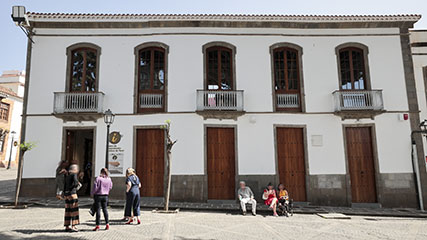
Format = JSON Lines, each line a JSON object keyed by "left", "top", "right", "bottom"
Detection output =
{"left": 197, "top": 90, "right": 244, "bottom": 111}
{"left": 139, "top": 93, "right": 163, "bottom": 109}
{"left": 276, "top": 93, "right": 300, "bottom": 109}
{"left": 333, "top": 90, "right": 383, "bottom": 111}
{"left": 54, "top": 92, "right": 104, "bottom": 114}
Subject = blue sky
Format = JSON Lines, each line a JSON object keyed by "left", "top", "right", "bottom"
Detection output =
{"left": 1, "top": 0, "right": 426, "bottom": 71}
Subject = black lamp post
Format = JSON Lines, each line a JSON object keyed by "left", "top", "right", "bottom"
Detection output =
{"left": 104, "top": 109, "right": 115, "bottom": 169}
{"left": 6, "top": 131, "right": 16, "bottom": 170}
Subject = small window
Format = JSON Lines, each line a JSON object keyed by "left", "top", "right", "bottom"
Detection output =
{"left": 0, "top": 103, "right": 9, "bottom": 121}
{"left": 70, "top": 48, "right": 98, "bottom": 92}
{"left": 206, "top": 46, "right": 233, "bottom": 90}
{"left": 339, "top": 47, "right": 367, "bottom": 90}
{"left": 0, "top": 136, "right": 4, "bottom": 153}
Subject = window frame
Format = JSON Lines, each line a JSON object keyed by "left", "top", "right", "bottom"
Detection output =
{"left": 65, "top": 43, "right": 101, "bottom": 93}
{"left": 270, "top": 42, "right": 305, "bottom": 112}
{"left": 0, "top": 102, "right": 10, "bottom": 122}
{"left": 336, "top": 43, "right": 371, "bottom": 91}
{"left": 202, "top": 42, "right": 237, "bottom": 91}
{"left": 134, "top": 42, "right": 169, "bottom": 114}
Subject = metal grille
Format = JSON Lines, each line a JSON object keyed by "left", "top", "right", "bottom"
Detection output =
{"left": 276, "top": 93, "right": 299, "bottom": 108}
{"left": 139, "top": 93, "right": 163, "bottom": 108}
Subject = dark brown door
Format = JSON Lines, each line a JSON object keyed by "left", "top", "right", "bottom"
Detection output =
{"left": 207, "top": 127, "right": 236, "bottom": 200}
{"left": 136, "top": 129, "right": 165, "bottom": 197}
{"left": 276, "top": 127, "right": 307, "bottom": 201}
{"left": 345, "top": 127, "right": 377, "bottom": 203}
{"left": 65, "top": 130, "right": 76, "bottom": 164}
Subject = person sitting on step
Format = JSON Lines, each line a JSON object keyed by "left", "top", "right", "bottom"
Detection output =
{"left": 237, "top": 181, "right": 257, "bottom": 216}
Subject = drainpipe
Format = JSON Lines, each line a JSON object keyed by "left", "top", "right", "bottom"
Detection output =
{"left": 411, "top": 136, "right": 424, "bottom": 211}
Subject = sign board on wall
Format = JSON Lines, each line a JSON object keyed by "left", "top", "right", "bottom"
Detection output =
{"left": 108, "top": 131, "right": 124, "bottom": 175}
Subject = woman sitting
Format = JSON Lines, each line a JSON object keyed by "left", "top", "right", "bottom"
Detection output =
{"left": 277, "top": 183, "right": 290, "bottom": 217}
{"left": 262, "top": 182, "right": 279, "bottom": 217}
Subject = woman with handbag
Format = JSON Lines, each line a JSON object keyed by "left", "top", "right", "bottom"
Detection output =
{"left": 63, "top": 164, "right": 82, "bottom": 232}
{"left": 124, "top": 168, "right": 141, "bottom": 225}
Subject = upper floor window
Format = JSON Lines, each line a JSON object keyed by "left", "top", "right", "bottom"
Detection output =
{"left": 271, "top": 43, "right": 303, "bottom": 112}
{"left": 0, "top": 103, "right": 9, "bottom": 121}
{"left": 206, "top": 46, "right": 233, "bottom": 90}
{"left": 70, "top": 48, "right": 98, "bottom": 92}
{"left": 135, "top": 43, "right": 168, "bottom": 113}
{"left": 338, "top": 47, "right": 367, "bottom": 90}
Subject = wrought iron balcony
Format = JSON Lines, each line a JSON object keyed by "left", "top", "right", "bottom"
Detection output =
{"left": 332, "top": 90, "right": 384, "bottom": 119}
{"left": 53, "top": 92, "right": 104, "bottom": 114}
{"left": 139, "top": 93, "right": 164, "bottom": 109}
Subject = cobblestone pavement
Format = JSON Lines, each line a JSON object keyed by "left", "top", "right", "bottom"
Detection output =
{"left": 1, "top": 207, "right": 427, "bottom": 240}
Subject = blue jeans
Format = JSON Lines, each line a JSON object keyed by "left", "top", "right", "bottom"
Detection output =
{"left": 125, "top": 191, "right": 140, "bottom": 217}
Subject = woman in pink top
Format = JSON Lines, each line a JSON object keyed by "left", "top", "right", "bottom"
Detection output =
{"left": 91, "top": 168, "right": 113, "bottom": 231}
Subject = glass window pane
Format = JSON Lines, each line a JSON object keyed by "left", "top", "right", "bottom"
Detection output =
{"left": 351, "top": 50, "right": 366, "bottom": 90}
{"left": 207, "top": 50, "right": 219, "bottom": 90}
{"left": 287, "top": 50, "right": 298, "bottom": 90}
{"left": 339, "top": 51, "right": 352, "bottom": 90}
{"left": 85, "top": 50, "right": 97, "bottom": 92}
{"left": 139, "top": 50, "right": 151, "bottom": 90}
{"left": 71, "top": 50, "right": 84, "bottom": 92}
{"left": 153, "top": 50, "right": 165, "bottom": 90}
{"left": 274, "top": 51, "right": 285, "bottom": 91}
{"left": 220, "top": 50, "right": 232, "bottom": 90}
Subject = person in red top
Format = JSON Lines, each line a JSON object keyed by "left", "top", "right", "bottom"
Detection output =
{"left": 262, "top": 182, "right": 279, "bottom": 217}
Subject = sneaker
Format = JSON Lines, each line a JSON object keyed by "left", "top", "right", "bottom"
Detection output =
{"left": 252, "top": 212, "right": 256, "bottom": 216}
{"left": 242, "top": 211, "right": 247, "bottom": 216}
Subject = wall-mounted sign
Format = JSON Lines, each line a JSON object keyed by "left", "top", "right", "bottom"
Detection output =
{"left": 108, "top": 149, "right": 124, "bottom": 175}
{"left": 109, "top": 131, "right": 121, "bottom": 144}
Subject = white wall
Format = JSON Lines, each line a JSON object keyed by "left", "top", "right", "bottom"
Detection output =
{"left": 23, "top": 26, "right": 414, "bottom": 178}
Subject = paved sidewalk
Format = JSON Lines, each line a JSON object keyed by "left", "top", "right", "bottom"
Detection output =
{"left": 1, "top": 168, "right": 427, "bottom": 218}
{"left": 1, "top": 207, "right": 427, "bottom": 240}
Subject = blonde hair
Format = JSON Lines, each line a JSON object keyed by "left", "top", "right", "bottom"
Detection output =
{"left": 126, "top": 168, "right": 136, "bottom": 177}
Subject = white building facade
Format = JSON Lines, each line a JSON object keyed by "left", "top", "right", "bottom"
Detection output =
{"left": 18, "top": 12, "right": 425, "bottom": 208}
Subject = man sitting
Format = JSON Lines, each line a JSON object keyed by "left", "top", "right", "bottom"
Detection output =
{"left": 237, "top": 181, "right": 256, "bottom": 216}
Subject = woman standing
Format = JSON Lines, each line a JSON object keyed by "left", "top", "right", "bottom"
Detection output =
{"left": 262, "top": 182, "right": 279, "bottom": 217}
{"left": 124, "top": 168, "right": 141, "bottom": 224}
{"left": 91, "top": 168, "right": 113, "bottom": 231}
{"left": 64, "top": 164, "right": 81, "bottom": 232}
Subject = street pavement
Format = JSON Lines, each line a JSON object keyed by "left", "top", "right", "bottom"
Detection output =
{"left": 1, "top": 206, "right": 427, "bottom": 239}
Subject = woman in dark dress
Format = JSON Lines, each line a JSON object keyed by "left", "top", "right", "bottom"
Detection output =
{"left": 124, "top": 168, "right": 141, "bottom": 224}
{"left": 64, "top": 164, "right": 81, "bottom": 232}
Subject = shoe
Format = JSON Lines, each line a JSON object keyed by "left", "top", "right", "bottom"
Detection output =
{"left": 273, "top": 213, "right": 279, "bottom": 217}
{"left": 137, "top": 219, "right": 141, "bottom": 224}
{"left": 65, "top": 228, "right": 71, "bottom": 232}
{"left": 70, "top": 227, "right": 79, "bottom": 232}
{"left": 242, "top": 211, "right": 246, "bottom": 216}
{"left": 125, "top": 218, "right": 134, "bottom": 224}
{"left": 252, "top": 212, "right": 256, "bottom": 216}
{"left": 93, "top": 226, "right": 100, "bottom": 231}
{"left": 89, "top": 209, "right": 95, "bottom": 216}
{"left": 105, "top": 224, "right": 110, "bottom": 230}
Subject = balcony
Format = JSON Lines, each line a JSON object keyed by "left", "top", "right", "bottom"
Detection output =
{"left": 196, "top": 90, "right": 244, "bottom": 119}
{"left": 276, "top": 93, "right": 300, "bottom": 111}
{"left": 53, "top": 92, "right": 105, "bottom": 121}
{"left": 139, "top": 93, "right": 164, "bottom": 112}
{"left": 332, "top": 90, "right": 384, "bottom": 119}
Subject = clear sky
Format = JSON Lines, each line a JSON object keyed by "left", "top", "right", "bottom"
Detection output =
{"left": 1, "top": 0, "right": 426, "bottom": 71}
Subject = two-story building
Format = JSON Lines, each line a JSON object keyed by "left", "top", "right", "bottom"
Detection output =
{"left": 17, "top": 12, "right": 425, "bottom": 208}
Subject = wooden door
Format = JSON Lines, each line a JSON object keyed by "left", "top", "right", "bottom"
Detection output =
{"left": 65, "top": 130, "right": 76, "bottom": 164}
{"left": 276, "top": 127, "right": 307, "bottom": 201}
{"left": 345, "top": 127, "right": 377, "bottom": 203}
{"left": 136, "top": 129, "right": 165, "bottom": 197}
{"left": 207, "top": 127, "right": 236, "bottom": 200}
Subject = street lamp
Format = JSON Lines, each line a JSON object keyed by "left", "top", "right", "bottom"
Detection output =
{"left": 104, "top": 109, "right": 115, "bottom": 169}
{"left": 6, "top": 131, "right": 16, "bottom": 170}
{"left": 11, "top": 6, "right": 26, "bottom": 24}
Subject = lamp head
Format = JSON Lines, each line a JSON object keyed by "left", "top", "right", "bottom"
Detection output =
{"left": 104, "top": 109, "right": 115, "bottom": 125}
{"left": 11, "top": 6, "right": 26, "bottom": 24}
